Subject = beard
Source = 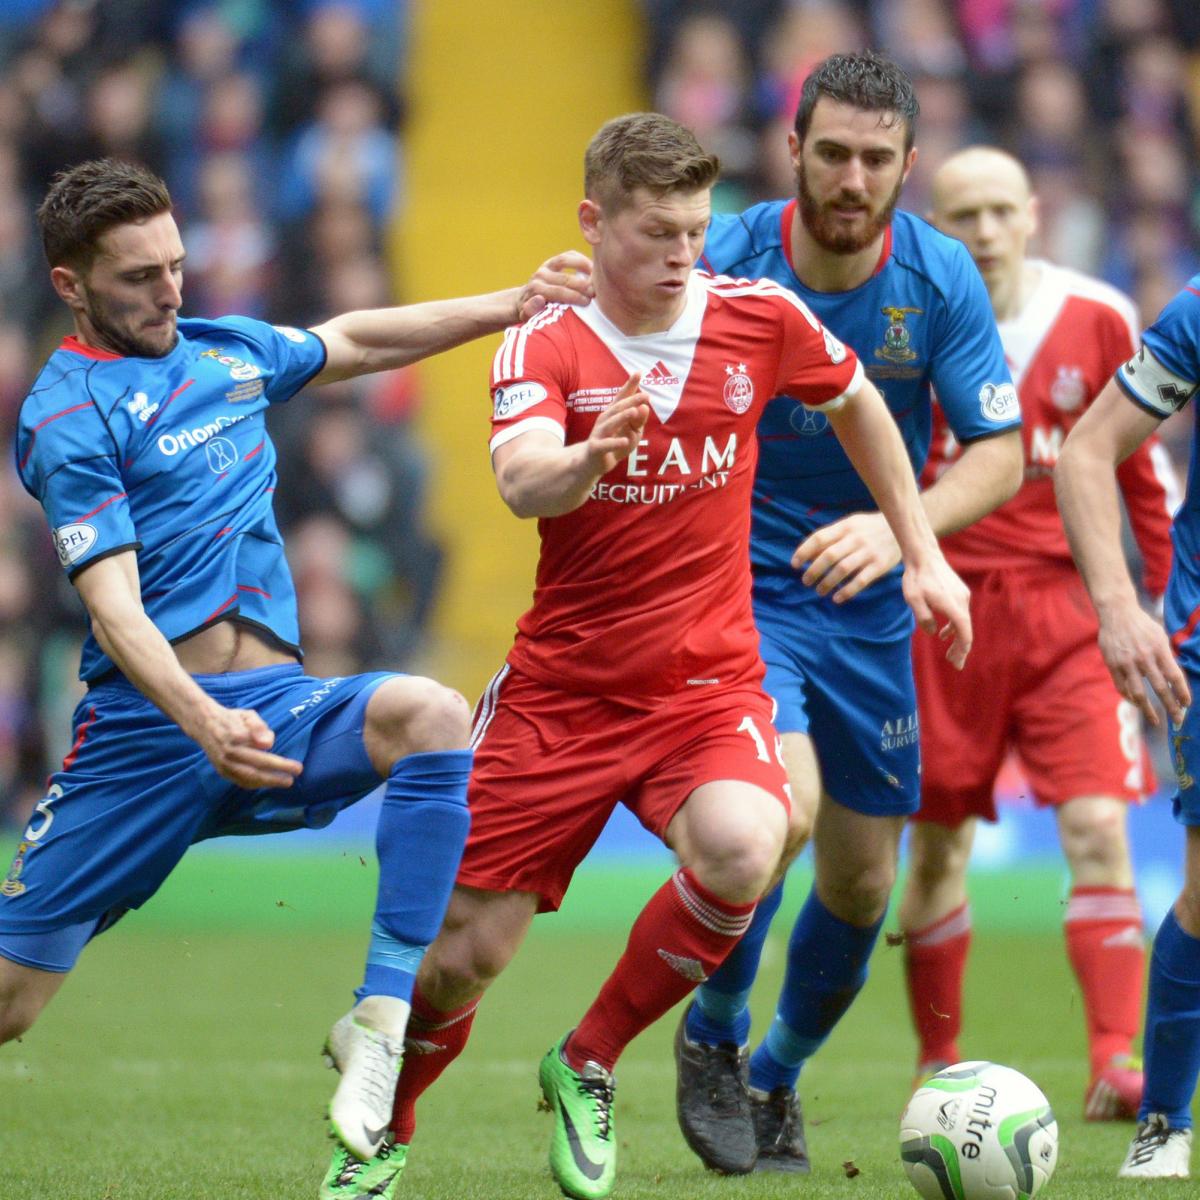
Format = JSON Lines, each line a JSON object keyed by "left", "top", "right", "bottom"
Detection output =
{"left": 797, "top": 161, "right": 903, "bottom": 255}
{"left": 82, "top": 285, "right": 177, "bottom": 358}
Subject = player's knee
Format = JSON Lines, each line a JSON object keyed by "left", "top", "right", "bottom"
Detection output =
{"left": 1060, "top": 803, "right": 1129, "bottom": 879}
{"left": 908, "top": 827, "right": 971, "bottom": 890}
{"left": 415, "top": 890, "right": 529, "bottom": 1008}
{"left": 821, "top": 860, "right": 896, "bottom": 925}
{"left": 692, "top": 820, "right": 785, "bottom": 903}
{"left": 366, "top": 676, "right": 471, "bottom": 766}
{"left": 418, "top": 931, "right": 507, "bottom": 1008}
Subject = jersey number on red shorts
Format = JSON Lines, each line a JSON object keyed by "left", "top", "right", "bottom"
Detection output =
{"left": 1117, "top": 700, "right": 1143, "bottom": 792}
{"left": 737, "top": 715, "right": 793, "bottom": 802}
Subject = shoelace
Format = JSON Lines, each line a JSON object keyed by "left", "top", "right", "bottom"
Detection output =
{"left": 355, "top": 1031, "right": 401, "bottom": 1112}
{"left": 577, "top": 1074, "right": 615, "bottom": 1142}
{"left": 335, "top": 1142, "right": 396, "bottom": 1185}
{"left": 701, "top": 1045, "right": 746, "bottom": 1112}
{"left": 1128, "top": 1121, "right": 1174, "bottom": 1167}
{"left": 762, "top": 1092, "right": 797, "bottom": 1147}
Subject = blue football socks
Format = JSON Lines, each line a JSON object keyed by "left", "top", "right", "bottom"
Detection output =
{"left": 356, "top": 749, "right": 472, "bottom": 1003}
{"left": 686, "top": 881, "right": 785, "bottom": 1047}
{"left": 1140, "top": 906, "right": 1200, "bottom": 1128}
{"left": 749, "top": 890, "right": 883, "bottom": 1093}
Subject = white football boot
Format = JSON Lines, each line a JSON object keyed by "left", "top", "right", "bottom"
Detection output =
{"left": 325, "top": 995, "right": 411, "bottom": 1161}
{"left": 1118, "top": 1113, "right": 1192, "bottom": 1178}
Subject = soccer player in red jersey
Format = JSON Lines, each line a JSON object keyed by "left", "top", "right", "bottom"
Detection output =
{"left": 323, "top": 112, "right": 972, "bottom": 1200}
{"left": 898, "top": 146, "right": 1177, "bottom": 1118}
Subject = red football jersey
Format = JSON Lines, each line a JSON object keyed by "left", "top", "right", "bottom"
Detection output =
{"left": 489, "top": 272, "right": 863, "bottom": 701}
{"left": 922, "top": 260, "right": 1177, "bottom": 593}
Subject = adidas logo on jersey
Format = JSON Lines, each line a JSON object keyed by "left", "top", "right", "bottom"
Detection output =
{"left": 644, "top": 360, "right": 680, "bottom": 387}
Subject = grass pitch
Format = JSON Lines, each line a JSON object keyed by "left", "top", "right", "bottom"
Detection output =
{"left": 0, "top": 852, "right": 1194, "bottom": 1199}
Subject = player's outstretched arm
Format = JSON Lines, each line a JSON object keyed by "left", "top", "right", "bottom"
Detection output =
{"left": 309, "top": 251, "right": 594, "bottom": 384}
{"left": 74, "top": 552, "right": 304, "bottom": 788}
{"left": 492, "top": 374, "right": 650, "bottom": 518}
{"left": 1056, "top": 377, "right": 1190, "bottom": 725}
{"left": 815, "top": 379, "right": 972, "bottom": 666}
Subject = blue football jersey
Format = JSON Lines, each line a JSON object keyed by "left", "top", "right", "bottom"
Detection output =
{"left": 1114, "top": 277, "right": 1200, "bottom": 672}
{"left": 16, "top": 317, "right": 327, "bottom": 681}
{"left": 702, "top": 203, "right": 1019, "bottom": 585}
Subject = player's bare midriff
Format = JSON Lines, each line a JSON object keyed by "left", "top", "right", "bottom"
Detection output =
{"left": 173, "top": 618, "right": 299, "bottom": 675}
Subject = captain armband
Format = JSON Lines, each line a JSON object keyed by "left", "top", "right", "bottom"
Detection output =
{"left": 1118, "top": 345, "right": 1199, "bottom": 417}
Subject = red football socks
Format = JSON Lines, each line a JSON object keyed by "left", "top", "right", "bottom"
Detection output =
{"left": 566, "top": 867, "right": 756, "bottom": 1072}
{"left": 389, "top": 986, "right": 479, "bottom": 1145}
{"left": 1064, "top": 885, "right": 1144, "bottom": 1076}
{"left": 905, "top": 902, "right": 972, "bottom": 1068}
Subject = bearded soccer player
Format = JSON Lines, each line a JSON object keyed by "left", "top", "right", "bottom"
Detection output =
{"left": 899, "top": 146, "right": 1177, "bottom": 1117}
{"left": 1057, "top": 279, "right": 1200, "bottom": 1180}
{"left": 675, "top": 51, "right": 1025, "bottom": 1175}
{"left": 337, "top": 112, "right": 971, "bottom": 1200}
{"left": 0, "top": 157, "right": 593, "bottom": 1185}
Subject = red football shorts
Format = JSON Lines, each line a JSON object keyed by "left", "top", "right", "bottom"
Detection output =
{"left": 913, "top": 568, "right": 1154, "bottom": 825}
{"left": 459, "top": 667, "right": 791, "bottom": 911}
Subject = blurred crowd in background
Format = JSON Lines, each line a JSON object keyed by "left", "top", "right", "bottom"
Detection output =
{"left": 0, "top": 0, "right": 448, "bottom": 824}
{"left": 0, "top": 0, "right": 1198, "bottom": 828}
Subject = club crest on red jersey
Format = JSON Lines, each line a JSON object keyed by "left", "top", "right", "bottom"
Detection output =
{"left": 723, "top": 362, "right": 753, "bottom": 413}
{"left": 1049, "top": 365, "right": 1086, "bottom": 412}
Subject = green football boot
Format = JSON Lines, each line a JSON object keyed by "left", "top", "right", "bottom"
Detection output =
{"left": 319, "top": 1137, "right": 408, "bottom": 1199}
{"left": 537, "top": 1034, "right": 617, "bottom": 1200}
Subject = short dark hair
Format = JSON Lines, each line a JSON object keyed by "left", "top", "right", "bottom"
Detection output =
{"left": 37, "top": 158, "right": 173, "bottom": 271}
{"left": 585, "top": 112, "right": 720, "bottom": 212}
{"left": 793, "top": 50, "right": 919, "bottom": 153}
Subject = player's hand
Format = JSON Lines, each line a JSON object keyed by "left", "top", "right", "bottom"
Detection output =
{"left": 901, "top": 553, "right": 973, "bottom": 670}
{"left": 585, "top": 374, "right": 650, "bottom": 474}
{"left": 1098, "top": 598, "right": 1191, "bottom": 726}
{"left": 198, "top": 705, "right": 304, "bottom": 790}
{"left": 791, "top": 511, "right": 901, "bottom": 602}
{"left": 517, "top": 251, "right": 594, "bottom": 321}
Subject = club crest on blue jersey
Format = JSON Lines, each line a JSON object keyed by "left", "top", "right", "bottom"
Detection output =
{"left": 723, "top": 362, "right": 754, "bottom": 413}
{"left": 200, "top": 347, "right": 262, "bottom": 382}
{"left": 1174, "top": 731, "right": 1195, "bottom": 791}
{"left": 876, "top": 306, "right": 922, "bottom": 364}
{"left": 201, "top": 347, "right": 266, "bottom": 403}
{"left": 1, "top": 840, "right": 32, "bottom": 897}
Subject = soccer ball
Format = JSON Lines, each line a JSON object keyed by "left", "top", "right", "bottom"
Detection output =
{"left": 899, "top": 1061, "right": 1058, "bottom": 1200}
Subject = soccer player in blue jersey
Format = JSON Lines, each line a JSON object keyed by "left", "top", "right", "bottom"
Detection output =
{"left": 0, "top": 158, "right": 591, "bottom": 1190}
{"left": 674, "top": 51, "right": 1025, "bottom": 1174}
{"left": 1057, "top": 280, "right": 1200, "bottom": 1179}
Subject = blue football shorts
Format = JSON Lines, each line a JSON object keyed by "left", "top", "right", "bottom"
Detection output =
{"left": 0, "top": 663, "right": 394, "bottom": 972}
{"left": 753, "top": 578, "right": 919, "bottom": 817}
{"left": 1167, "top": 693, "right": 1200, "bottom": 827}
